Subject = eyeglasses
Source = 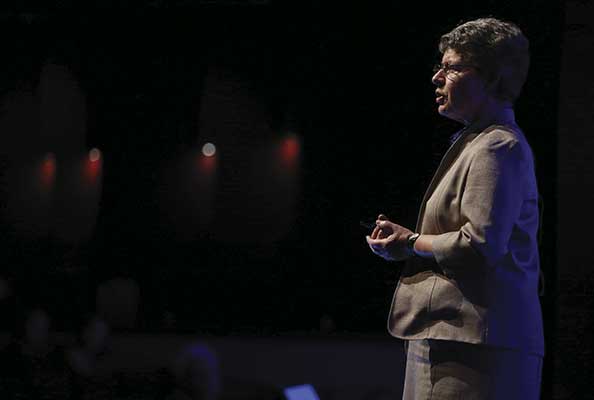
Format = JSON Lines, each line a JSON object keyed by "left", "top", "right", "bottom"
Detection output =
{"left": 432, "top": 63, "right": 477, "bottom": 75}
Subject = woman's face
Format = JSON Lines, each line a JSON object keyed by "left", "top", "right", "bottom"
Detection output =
{"left": 432, "top": 48, "right": 489, "bottom": 124}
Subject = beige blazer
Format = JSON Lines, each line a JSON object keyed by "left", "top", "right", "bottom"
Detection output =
{"left": 387, "top": 123, "right": 545, "bottom": 356}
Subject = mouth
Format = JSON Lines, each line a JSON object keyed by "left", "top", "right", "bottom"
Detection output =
{"left": 435, "top": 91, "right": 447, "bottom": 105}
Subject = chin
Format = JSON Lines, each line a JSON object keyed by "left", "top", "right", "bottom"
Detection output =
{"left": 438, "top": 108, "right": 464, "bottom": 123}
{"left": 437, "top": 106, "right": 451, "bottom": 118}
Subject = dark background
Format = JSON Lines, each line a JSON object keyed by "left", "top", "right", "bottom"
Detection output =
{"left": 0, "top": 1, "right": 562, "bottom": 339}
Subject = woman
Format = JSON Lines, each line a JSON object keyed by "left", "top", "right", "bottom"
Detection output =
{"left": 366, "top": 17, "right": 544, "bottom": 399}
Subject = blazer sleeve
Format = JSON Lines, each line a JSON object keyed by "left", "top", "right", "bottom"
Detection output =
{"left": 431, "top": 135, "right": 530, "bottom": 269}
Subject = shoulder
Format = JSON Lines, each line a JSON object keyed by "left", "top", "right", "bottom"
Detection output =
{"left": 471, "top": 124, "right": 535, "bottom": 163}
{"left": 475, "top": 125, "right": 522, "bottom": 150}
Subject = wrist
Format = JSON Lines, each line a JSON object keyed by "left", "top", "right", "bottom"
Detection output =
{"left": 406, "top": 232, "right": 421, "bottom": 257}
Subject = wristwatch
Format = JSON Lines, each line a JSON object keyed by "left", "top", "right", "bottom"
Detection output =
{"left": 407, "top": 232, "right": 421, "bottom": 255}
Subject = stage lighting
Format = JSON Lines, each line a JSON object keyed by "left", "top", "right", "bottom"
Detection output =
{"left": 283, "top": 384, "right": 320, "bottom": 400}
{"left": 40, "top": 152, "right": 56, "bottom": 188}
{"left": 280, "top": 135, "right": 299, "bottom": 161}
{"left": 202, "top": 142, "right": 216, "bottom": 157}
{"left": 89, "top": 148, "right": 101, "bottom": 162}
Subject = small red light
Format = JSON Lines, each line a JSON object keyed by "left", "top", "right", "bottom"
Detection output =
{"left": 280, "top": 136, "right": 299, "bottom": 165}
{"left": 199, "top": 154, "right": 217, "bottom": 174}
{"left": 40, "top": 153, "right": 56, "bottom": 188}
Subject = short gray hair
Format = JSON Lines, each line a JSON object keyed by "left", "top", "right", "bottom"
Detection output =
{"left": 438, "top": 17, "right": 530, "bottom": 103}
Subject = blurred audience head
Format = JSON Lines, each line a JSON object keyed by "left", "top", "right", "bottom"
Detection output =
{"left": 77, "top": 313, "right": 110, "bottom": 355}
{"left": 171, "top": 342, "right": 221, "bottom": 400}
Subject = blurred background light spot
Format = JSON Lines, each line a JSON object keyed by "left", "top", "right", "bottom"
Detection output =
{"left": 40, "top": 152, "right": 56, "bottom": 188}
{"left": 202, "top": 142, "right": 216, "bottom": 157}
{"left": 89, "top": 148, "right": 101, "bottom": 162}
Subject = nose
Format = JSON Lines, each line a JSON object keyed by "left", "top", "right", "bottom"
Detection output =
{"left": 432, "top": 69, "right": 445, "bottom": 86}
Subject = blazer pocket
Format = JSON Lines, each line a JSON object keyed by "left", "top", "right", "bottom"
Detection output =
{"left": 428, "top": 276, "right": 464, "bottom": 323}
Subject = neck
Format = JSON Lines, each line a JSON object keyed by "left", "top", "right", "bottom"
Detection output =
{"left": 465, "top": 101, "right": 516, "bottom": 131}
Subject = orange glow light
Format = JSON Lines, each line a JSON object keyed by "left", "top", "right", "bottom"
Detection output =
{"left": 199, "top": 153, "right": 217, "bottom": 174}
{"left": 280, "top": 135, "right": 300, "bottom": 165}
{"left": 40, "top": 152, "right": 56, "bottom": 188}
{"left": 84, "top": 150, "right": 102, "bottom": 183}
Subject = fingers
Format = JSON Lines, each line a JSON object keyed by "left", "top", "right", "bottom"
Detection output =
{"left": 375, "top": 220, "right": 394, "bottom": 238}
{"left": 376, "top": 215, "right": 390, "bottom": 230}
{"left": 366, "top": 234, "right": 384, "bottom": 249}
{"left": 366, "top": 236, "right": 381, "bottom": 256}
{"left": 370, "top": 225, "right": 381, "bottom": 240}
{"left": 367, "top": 214, "right": 396, "bottom": 244}
{"left": 366, "top": 232, "right": 391, "bottom": 247}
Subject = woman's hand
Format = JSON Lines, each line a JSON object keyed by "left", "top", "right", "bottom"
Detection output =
{"left": 365, "top": 214, "right": 414, "bottom": 262}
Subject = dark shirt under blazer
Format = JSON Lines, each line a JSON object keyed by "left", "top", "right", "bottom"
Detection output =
{"left": 388, "top": 123, "right": 545, "bottom": 357}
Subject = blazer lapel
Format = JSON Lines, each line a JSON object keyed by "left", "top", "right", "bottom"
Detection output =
{"left": 414, "top": 129, "right": 478, "bottom": 232}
